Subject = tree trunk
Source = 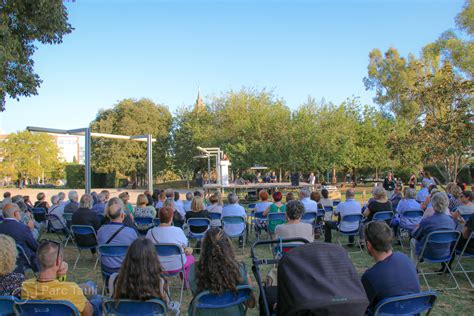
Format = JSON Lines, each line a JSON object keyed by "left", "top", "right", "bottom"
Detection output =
{"left": 352, "top": 167, "right": 357, "bottom": 186}
{"left": 332, "top": 168, "right": 337, "bottom": 184}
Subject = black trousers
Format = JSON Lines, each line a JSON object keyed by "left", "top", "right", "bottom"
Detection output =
{"left": 324, "top": 221, "right": 354, "bottom": 243}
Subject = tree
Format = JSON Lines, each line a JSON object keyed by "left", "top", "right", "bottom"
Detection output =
{"left": 0, "top": 131, "right": 64, "bottom": 182}
{"left": 0, "top": 0, "right": 73, "bottom": 111}
{"left": 90, "top": 99, "right": 172, "bottom": 182}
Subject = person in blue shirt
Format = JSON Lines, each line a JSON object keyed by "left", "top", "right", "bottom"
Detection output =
{"left": 410, "top": 192, "right": 456, "bottom": 264}
{"left": 97, "top": 204, "right": 138, "bottom": 273}
{"left": 362, "top": 221, "right": 420, "bottom": 312}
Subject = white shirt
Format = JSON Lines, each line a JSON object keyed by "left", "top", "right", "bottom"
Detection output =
{"left": 416, "top": 188, "right": 429, "bottom": 203}
{"left": 221, "top": 203, "right": 247, "bottom": 236}
{"left": 334, "top": 199, "right": 361, "bottom": 232}
{"left": 183, "top": 200, "right": 192, "bottom": 213}
{"left": 174, "top": 200, "right": 185, "bottom": 217}
{"left": 301, "top": 197, "right": 318, "bottom": 213}
{"left": 146, "top": 226, "right": 188, "bottom": 272}
{"left": 255, "top": 201, "right": 272, "bottom": 214}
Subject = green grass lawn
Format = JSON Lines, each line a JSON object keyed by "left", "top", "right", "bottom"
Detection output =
{"left": 45, "top": 222, "right": 474, "bottom": 316}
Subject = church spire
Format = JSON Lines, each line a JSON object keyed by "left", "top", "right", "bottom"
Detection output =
{"left": 195, "top": 87, "right": 205, "bottom": 111}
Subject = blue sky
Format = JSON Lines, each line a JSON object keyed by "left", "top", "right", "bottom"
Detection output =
{"left": 0, "top": 0, "right": 464, "bottom": 133}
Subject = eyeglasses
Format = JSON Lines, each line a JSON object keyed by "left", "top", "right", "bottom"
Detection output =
{"left": 39, "top": 239, "right": 62, "bottom": 262}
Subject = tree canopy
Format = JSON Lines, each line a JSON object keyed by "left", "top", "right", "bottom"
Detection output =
{"left": 0, "top": 0, "right": 73, "bottom": 111}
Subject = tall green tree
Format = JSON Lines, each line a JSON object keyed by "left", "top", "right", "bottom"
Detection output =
{"left": 90, "top": 98, "right": 172, "bottom": 181}
{"left": 0, "top": 131, "right": 63, "bottom": 182}
{"left": 0, "top": 0, "right": 73, "bottom": 111}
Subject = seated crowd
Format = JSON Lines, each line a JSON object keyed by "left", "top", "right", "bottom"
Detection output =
{"left": 0, "top": 180, "right": 472, "bottom": 314}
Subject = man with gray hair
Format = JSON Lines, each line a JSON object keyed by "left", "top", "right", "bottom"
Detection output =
{"left": 410, "top": 192, "right": 456, "bottom": 264}
{"left": 324, "top": 188, "right": 361, "bottom": 245}
{"left": 0, "top": 203, "right": 39, "bottom": 272}
{"left": 64, "top": 191, "right": 79, "bottom": 214}
{"left": 299, "top": 188, "right": 318, "bottom": 213}
{"left": 222, "top": 192, "right": 247, "bottom": 246}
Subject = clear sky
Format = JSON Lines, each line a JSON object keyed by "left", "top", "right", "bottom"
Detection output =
{"left": 0, "top": 0, "right": 464, "bottom": 133}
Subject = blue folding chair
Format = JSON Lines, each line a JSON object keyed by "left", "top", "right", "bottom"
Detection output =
{"left": 371, "top": 291, "right": 437, "bottom": 316}
{"left": 335, "top": 214, "right": 364, "bottom": 252}
{"left": 186, "top": 218, "right": 211, "bottom": 244}
{"left": 0, "top": 295, "right": 17, "bottom": 316}
{"left": 155, "top": 243, "right": 186, "bottom": 306}
{"left": 103, "top": 298, "right": 166, "bottom": 316}
{"left": 46, "top": 214, "right": 69, "bottom": 243}
{"left": 372, "top": 211, "right": 394, "bottom": 222}
{"left": 134, "top": 217, "right": 154, "bottom": 235}
{"left": 301, "top": 212, "right": 317, "bottom": 225}
{"left": 460, "top": 214, "right": 472, "bottom": 222}
{"left": 62, "top": 213, "right": 73, "bottom": 228}
{"left": 209, "top": 212, "right": 222, "bottom": 227}
{"left": 14, "top": 300, "right": 80, "bottom": 316}
{"left": 31, "top": 207, "right": 47, "bottom": 223}
{"left": 188, "top": 285, "right": 253, "bottom": 316}
{"left": 98, "top": 245, "right": 129, "bottom": 295}
{"left": 267, "top": 212, "right": 286, "bottom": 234}
{"left": 416, "top": 230, "right": 461, "bottom": 290}
{"left": 70, "top": 225, "right": 99, "bottom": 270}
{"left": 16, "top": 244, "right": 36, "bottom": 276}
{"left": 398, "top": 210, "right": 424, "bottom": 250}
{"left": 453, "top": 231, "right": 474, "bottom": 288}
{"left": 333, "top": 200, "right": 341, "bottom": 207}
{"left": 153, "top": 218, "right": 161, "bottom": 227}
{"left": 252, "top": 212, "right": 268, "bottom": 240}
{"left": 247, "top": 203, "right": 256, "bottom": 212}
{"left": 222, "top": 216, "right": 247, "bottom": 254}
{"left": 324, "top": 205, "right": 334, "bottom": 213}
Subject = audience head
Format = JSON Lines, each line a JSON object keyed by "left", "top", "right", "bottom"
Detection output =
{"left": 196, "top": 227, "right": 242, "bottom": 294}
{"left": 191, "top": 197, "right": 204, "bottom": 212}
{"left": 79, "top": 194, "right": 93, "bottom": 209}
{"left": 364, "top": 221, "right": 393, "bottom": 257}
{"left": 310, "top": 191, "right": 321, "bottom": 202}
{"left": 431, "top": 192, "right": 449, "bottom": 214}
{"left": 272, "top": 191, "right": 283, "bottom": 202}
{"left": 185, "top": 192, "right": 193, "bottom": 201}
{"left": 118, "top": 192, "right": 129, "bottom": 203}
{"left": 100, "top": 190, "right": 110, "bottom": 201}
{"left": 259, "top": 190, "right": 269, "bottom": 202}
{"left": 3, "top": 192, "right": 11, "bottom": 199}
{"left": 345, "top": 188, "right": 355, "bottom": 200}
{"left": 194, "top": 190, "right": 203, "bottom": 198}
{"left": 107, "top": 203, "right": 125, "bottom": 222}
{"left": 299, "top": 189, "right": 310, "bottom": 199}
{"left": 0, "top": 234, "right": 17, "bottom": 277}
{"left": 165, "top": 189, "right": 173, "bottom": 199}
{"left": 451, "top": 185, "right": 462, "bottom": 199}
{"left": 394, "top": 184, "right": 402, "bottom": 194}
{"left": 16, "top": 200, "right": 28, "bottom": 213}
{"left": 159, "top": 206, "right": 174, "bottom": 224}
{"left": 285, "top": 192, "right": 295, "bottom": 202}
{"left": 372, "top": 186, "right": 387, "bottom": 201}
{"left": 36, "top": 192, "right": 46, "bottom": 202}
{"left": 37, "top": 240, "right": 63, "bottom": 272}
{"left": 227, "top": 192, "right": 239, "bottom": 205}
{"left": 174, "top": 191, "right": 180, "bottom": 202}
{"left": 2, "top": 203, "right": 21, "bottom": 220}
{"left": 97, "top": 192, "right": 107, "bottom": 204}
{"left": 136, "top": 194, "right": 149, "bottom": 207}
{"left": 405, "top": 188, "right": 417, "bottom": 200}
{"left": 106, "top": 197, "right": 125, "bottom": 214}
{"left": 68, "top": 191, "right": 78, "bottom": 202}
{"left": 286, "top": 200, "right": 305, "bottom": 221}
{"left": 321, "top": 188, "right": 329, "bottom": 199}
{"left": 11, "top": 195, "right": 23, "bottom": 204}
{"left": 421, "top": 180, "right": 428, "bottom": 188}
{"left": 159, "top": 191, "right": 166, "bottom": 201}
{"left": 58, "top": 192, "right": 66, "bottom": 201}
{"left": 51, "top": 195, "right": 60, "bottom": 205}
{"left": 23, "top": 196, "right": 31, "bottom": 205}
{"left": 428, "top": 184, "right": 438, "bottom": 193}
{"left": 209, "top": 194, "right": 219, "bottom": 205}
{"left": 114, "top": 238, "right": 166, "bottom": 301}
{"left": 163, "top": 198, "right": 174, "bottom": 209}
{"left": 461, "top": 191, "right": 473, "bottom": 204}
{"left": 152, "top": 189, "right": 161, "bottom": 202}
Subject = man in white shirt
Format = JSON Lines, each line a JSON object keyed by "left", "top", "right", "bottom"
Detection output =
{"left": 416, "top": 181, "right": 430, "bottom": 204}
{"left": 221, "top": 192, "right": 247, "bottom": 246}
{"left": 299, "top": 189, "right": 318, "bottom": 213}
{"left": 324, "top": 188, "right": 361, "bottom": 244}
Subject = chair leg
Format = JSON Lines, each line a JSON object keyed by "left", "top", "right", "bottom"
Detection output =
{"left": 93, "top": 254, "right": 99, "bottom": 271}
{"left": 444, "top": 263, "right": 460, "bottom": 290}
{"left": 73, "top": 249, "right": 81, "bottom": 270}
{"left": 418, "top": 266, "right": 431, "bottom": 291}
{"left": 455, "top": 260, "right": 474, "bottom": 288}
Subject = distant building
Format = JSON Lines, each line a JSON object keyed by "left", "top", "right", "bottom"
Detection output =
{"left": 52, "top": 134, "right": 85, "bottom": 164}
{"left": 194, "top": 87, "right": 206, "bottom": 112}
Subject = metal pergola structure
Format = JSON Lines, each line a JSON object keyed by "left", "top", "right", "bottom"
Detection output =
{"left": 26, "top": 126, "right": 156, "bottom": 194}
{"left": 196, "top": 147, "right": 223, "bottom": 185}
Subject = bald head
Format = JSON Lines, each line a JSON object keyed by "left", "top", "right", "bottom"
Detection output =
{"left": 107, "top": 203, "right": 124, "bottom": 221}
{"left": 2, "top": 203, "right": 20, "bottom": 219}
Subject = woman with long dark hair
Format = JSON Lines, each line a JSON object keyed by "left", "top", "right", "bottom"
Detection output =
{"left": 189, "top": 227, "right": 255, "bottom": 315}
{"left": 109, "top": 238, "right": 179, "bottom": 313}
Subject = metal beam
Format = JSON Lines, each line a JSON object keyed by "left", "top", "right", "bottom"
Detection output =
{"left": 146, "top": 134, "right": 153, "bottom": 193}
{"left": 84, "top": 128, "right": 91, "bottom": 194}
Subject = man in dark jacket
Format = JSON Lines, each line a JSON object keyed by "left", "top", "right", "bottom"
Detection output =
{"left": 72, "top": 194, "right": 101, "bottom": 251}
{"left": 0, "top": 203, "right": 39, "bottom": 273}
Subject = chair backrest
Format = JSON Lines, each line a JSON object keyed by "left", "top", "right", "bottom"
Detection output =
{"left": 189, "top": 285, "right": 252, "bottom": 316}
{"left": 46, "top": 214, "right": 67, "bottom": 231}
{"left": 0, "top": 295, "right": 16, "bottom": 316}
{"left": 16, "top": 244, "right": 33, "bottom": 268}
{"left": 254, "top": 212, "right": 267, "bottom": 220}
{"left": 14, "top": 300, "right": 80, "bottom": 316}
{"left": 401, "top": 210, "right": 423, "bottom": 219}
{"left": 420, "top": 230, "right": 461, "bottom": 261}
{"left": 71, "top": 225, "right": 97, "bottom": 237}
{"left": 461, "top": 213, "right": 472, "bottom": 222}
{"left": 31, "top": 208, "right": 47, "bottom": 222}
{"left": 301, "top": 212, "right": 317, "bottom": 222}
{"left": 373, "top": 291, "right": 437, "bottom": 316}
{"left": 134, "top": 217, "right": 153, "bottom": 225}
{"left": 324, "top": 206, "right": 334, "bottom": 212}
{"left": 209, "top": 212, "right": 222, "bottom": 220}
{"left": 247, "top": 203, "right": 256, "bottom": 210}
{"left": 153, "top": 218, "right": 160, "bottom": 227}
{"left": 268, "top": 212, "right": 286, "bottom": 222}
{"left": 333, "top": 200, "right": 341, "bottom": 206}
{"left": 340, "top": 213, "right": 363, "bottom": 223}
{"left": 187, "top": 218, "right": 211, "bottom": 229}
{"left": 372, "top": 211, "right": 394, "bottom": 222}
{"left": 62, "top": 213, "right": 73, "bottom": 221}
{"left": 103, "top": 298, "right": 166, "bottom": 316}
{"left": 98, "top": 245, "right": 129, "bottom": 258}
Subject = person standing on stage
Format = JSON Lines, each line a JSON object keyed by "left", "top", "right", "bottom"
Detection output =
{"left": 383, "top": 172, "right": 396, "bottom": 199}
